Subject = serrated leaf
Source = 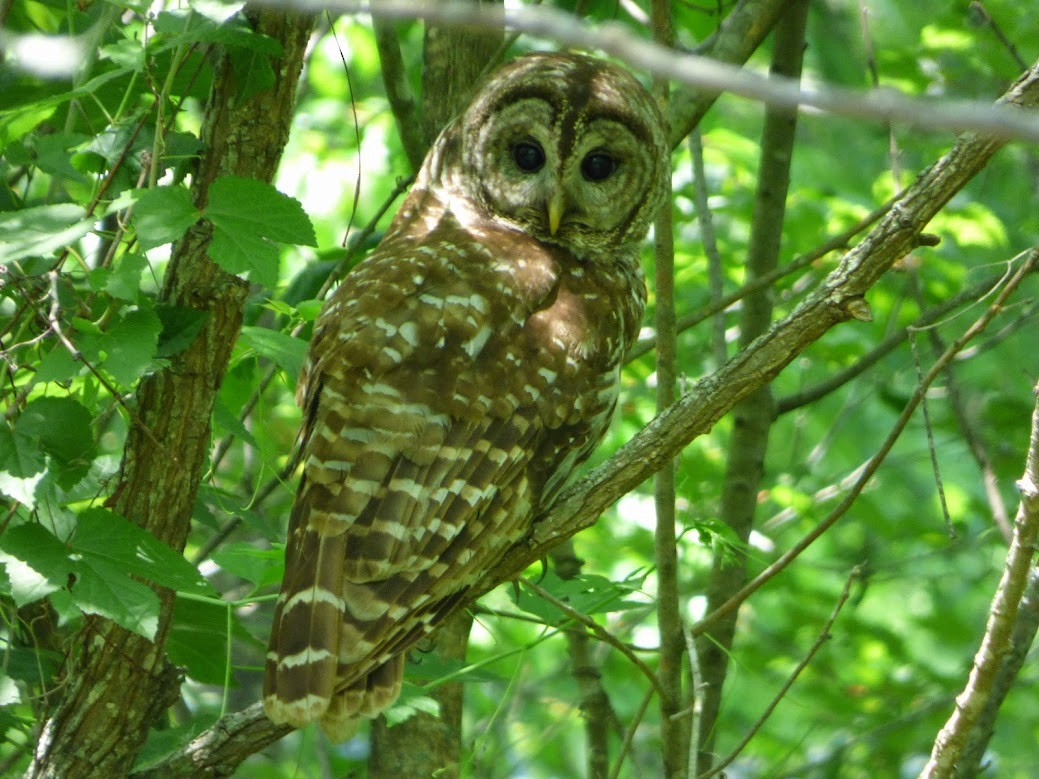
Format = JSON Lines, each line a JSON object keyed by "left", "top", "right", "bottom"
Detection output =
{"left": 156, "top": 305, "right": 209, "bottom": 357}
{"left": 73, "top": 508, "right": 214, "bottom": 596}
{"left": 132, "top": 186, "right": 200, "bottom": 250}
{"left": 0, "top": 523, "right": 74, "bottom": 606}
{"left": 0, "top": 471, "right": 45, "bottom": 507}
{"left": 32, "top": 344, "right": 83, "bottom": 385}
{"left": 103, "top": 307, "right": 162, "bottom": 386}
{"left": 207, "top": 176, "right": 316, "bottom": 246}
{"left": 106, "top": 252, "right": 148, "bottom": 301}
{"left": 238, "top": 326, "right": 307, "bottom": 377}
{"left": 15, "top": 396, "right": 96, "bottom": 488}
{"left": 0, "top": 427, "right": 46, "bottom": 478}
{"left": 383, "top": 685, "right": 440, "bottom": 727}
{"left": 152, "top": 10, "right": 282, "bottom": 54}
{"left": 204, "top": 176, "right": 316, "bottom": 287}
{"left": 0, "top": 203, "right": 93, "bottom": 263}
{"left": 0, "top": 549, "right": 59, "bottom": 605}
{"left": 208, "top": 227, "right": 280, "bottom": 287}
{"left": 73, "top": 559, "right": 160, "bottom": 639}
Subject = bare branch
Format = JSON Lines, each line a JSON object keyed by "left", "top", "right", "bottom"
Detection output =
{"left": 922, "top": 374, "right": 1039, "bottom": 775}
{"left": 246, "top": 0, "right": 1039, "bottom": 144}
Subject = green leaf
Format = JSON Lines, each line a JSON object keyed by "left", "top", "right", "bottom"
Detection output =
{"left": 208, "top": 227, "right": 280, "bottom": 287}
{"left": 15, "top": 396, "right": 96, "bottom": 488}
{"left": 0, "top": 427, "right": 46, "bottom": 478}
{"left": 212, "top": 400, "right": 258, "bottom": 449}
{"left": 73, "top": 508, "right": 215, "bottom": 596}
{"left": 166, "top": 597, "right": 232, "bottom": 685}
{"left": 383, "top": 684, "right": 440, "bottom": 727}
{"left": 204, "top": 176, "right": 316, "bottom": 287}
{"left": 72, "top": 560, "right": 161, "bottom": 639}
{"left": 0, "top": 203, "right": 93, "bottom": 263}
{"left": 103, "top": 306, "right": 162, "bottom": 386}
{"left": 132, "top": 186, "right": 200, "bottom": 250}
{"left": 238, "top": 326, "right": 307, "bottom": 377}
{"left": 208, "top": 176, "right": 316, "bottom": 245}
{"left": 106, "top": 252, "right": 149, "bottom": 302}
{"left": 132, "top": 713, "right": 218, "bottom": 773}
{"left": 0, "top": 523, "right": 74, "bottom": 606}
{"left": 156, "top": 305, "right": 209, "bottom": 358}
{"left": 32, "top": 345, "right": 83, "bottom": 385}
{"left": 211, "top": 543, "right": 283, "bottom": 588}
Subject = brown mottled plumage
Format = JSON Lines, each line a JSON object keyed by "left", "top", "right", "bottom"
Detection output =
{"left": 263, "top": 52, "right": 669, "bottom": 739}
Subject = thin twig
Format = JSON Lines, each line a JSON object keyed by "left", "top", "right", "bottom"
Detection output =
{"left": 608, "top": 687, "right": 656, "bottom": 779}
{"left": 696, "top": 566, "right": 860, "bottom": 779}
{"left": 688, "top": 130, "right": 727, "bottom": 368}
{"left": 519, "top": 577, "right": 669, "bottom": 702}
{"left": 693, "top": 250, "right": 1038, "bottom": 641}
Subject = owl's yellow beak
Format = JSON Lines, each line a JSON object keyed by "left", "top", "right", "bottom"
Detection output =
{"left": 547, "top": 192, "right": 566, "bottom": 236}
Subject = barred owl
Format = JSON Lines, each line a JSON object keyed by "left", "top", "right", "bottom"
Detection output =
{"left": 264, "top": 52, "right": 669, "bottom": 739}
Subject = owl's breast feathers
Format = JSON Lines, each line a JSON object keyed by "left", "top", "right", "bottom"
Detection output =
{"left": 264, "top": 213, "right": 643, "bottom": 737}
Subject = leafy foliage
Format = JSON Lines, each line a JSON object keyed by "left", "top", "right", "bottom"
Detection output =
{"left": 2, "top": 1, "right": 1039, "bottom": 777}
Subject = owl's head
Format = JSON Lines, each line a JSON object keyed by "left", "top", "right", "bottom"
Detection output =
{"left": 425, "top": 52, "right": 670, "bottom": 263}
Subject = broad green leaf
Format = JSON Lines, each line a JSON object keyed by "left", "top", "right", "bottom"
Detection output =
{"left": 32, "top": 345, "right": 82, "bottom": 385}
{"left": 211, "top": 543, "right": 282, "bottom": 588}
{"left": 383, "top": 685, "right": 440, "bottom": 727}
{"left": 103, "top": 307, "right": 162, "bottom": 386}
{"left": 156, "top": 305, "right": 209, "bottom": 357}
{"left": 132, "top": 186, "right": 200, "bottom": 250}
{"left": 0, "top": 427, "right": 46, "bottom": 478}
{"left": 0, "top": 550, "right": 57, "bottom": 605}
{"left": 0, "top": 523, "right": 74, "bottom": 606}
{"left": 204, "top": 176, "right": 316, "bottom": 287}
{"left": 212, "top": 400, "right": 258, "bottom": 449}
{"left": 238, "top": 326, "right": 307, "bottom": 377}
{"left": 2, "top": 644, "right": 60, "bottom": 686}
{"left": 152, "top": 10, "right": 282, "bottom": 54}
{"left": 73, "top": 508, "right": 214, "bottom": 596}
{"left": 0, "top": 203, "right": 93, "bottom": 262}
{"left": 132, "top": 713, "right": 218, "bottom": 773}
{"left": 0, "top": 674, "right": 18, "bottom": 707}
{"left": 0, "top": 470, "right": 45, "bottom": 507}
{"left": 207, "top": 176, "right": 316, "bottom": 245}
{"left": 15, "top": 396, "right": 96, "bottom": 488}
{"left": 207, "top": 227, "right": 280, "bottom": 287}
{"left": 72, "top": 559, "right": 161, "bottom": 639}
{"left": 166, "top": 597, "right": 233, "bottom": 685}
{"left": 106, "top": 252, "right": 148, "bottom": 301}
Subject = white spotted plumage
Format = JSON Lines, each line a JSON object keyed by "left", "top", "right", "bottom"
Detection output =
{"left": 264, "top": 52, "right": 669, "bottom": 739}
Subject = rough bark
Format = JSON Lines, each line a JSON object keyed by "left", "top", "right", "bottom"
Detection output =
{"left": 369, "top": 612, "right": 473, "bottom": 779}
{"left": 25, "top": 9, "right": 315, "bottom": 778}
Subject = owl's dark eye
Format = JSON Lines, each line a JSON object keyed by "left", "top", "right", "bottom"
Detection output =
{"left": 512, "top": 141, "right": 546, "bottom": 173}
{"left": 581, "top": 152, "right": 618, "bottom": 182}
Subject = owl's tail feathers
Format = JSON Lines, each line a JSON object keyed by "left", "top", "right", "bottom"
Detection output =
{"left": 263, "top": 527, "right": 348, "bottom": 730}
{"left": 318, "top": 655, "right": 405, "bottom": 740}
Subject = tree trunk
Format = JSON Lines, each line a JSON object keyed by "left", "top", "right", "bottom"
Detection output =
{"left": 25, "top": 9, "right": 315, "bottom": 778}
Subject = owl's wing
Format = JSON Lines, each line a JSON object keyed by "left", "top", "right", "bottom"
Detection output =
{"left": 264, "top": 243, "right": 553, "bottom": 734}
